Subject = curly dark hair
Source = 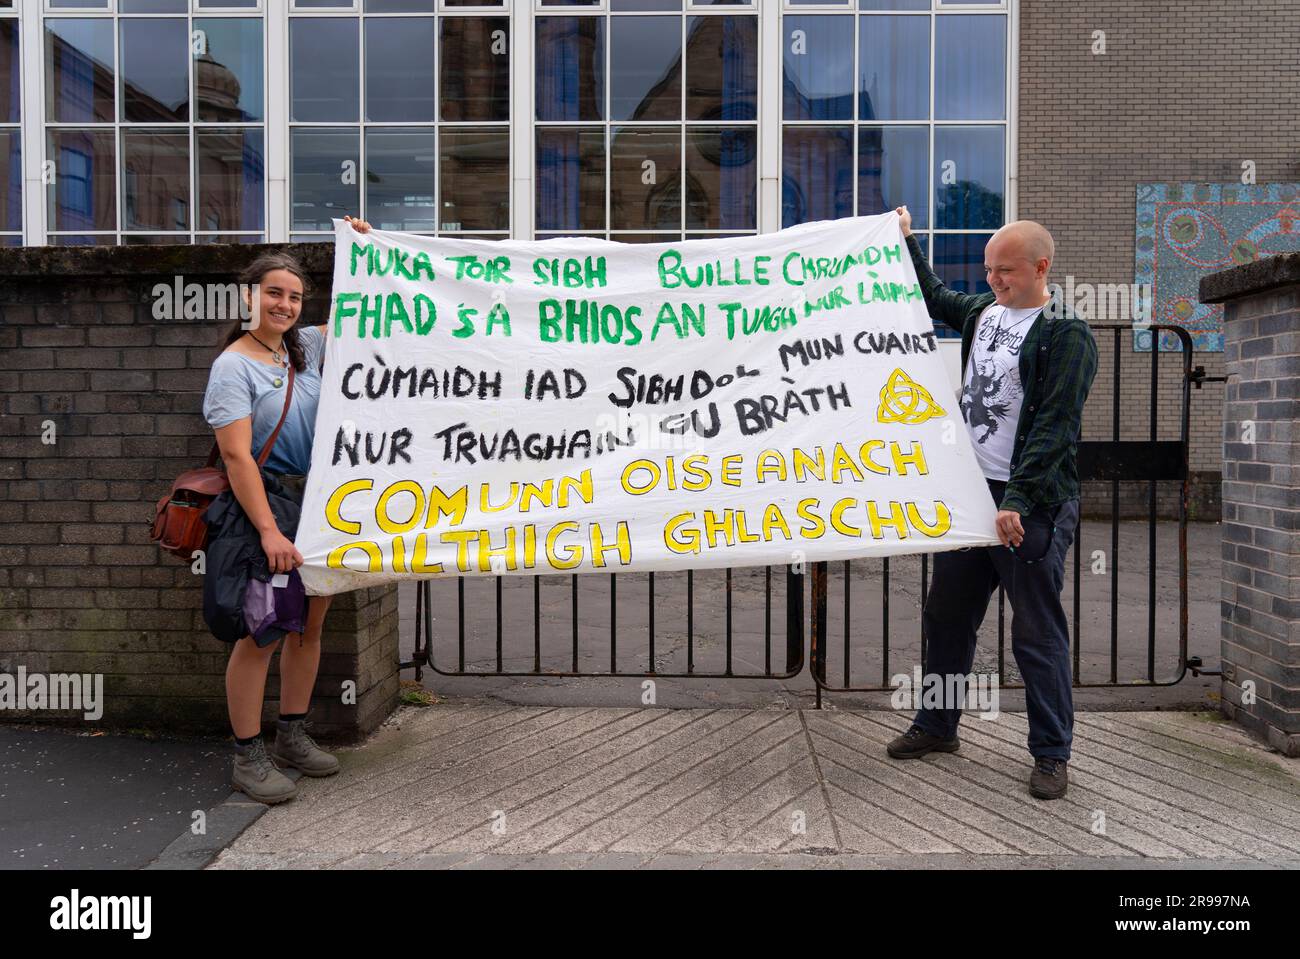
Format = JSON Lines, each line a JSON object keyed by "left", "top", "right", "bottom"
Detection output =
{"left": 218, "top": 252, "right": 314, "bottom": 372}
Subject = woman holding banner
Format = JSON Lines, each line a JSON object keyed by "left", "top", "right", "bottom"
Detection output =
{"left": 201, "top": 217, "right": 370, "bottom": 804}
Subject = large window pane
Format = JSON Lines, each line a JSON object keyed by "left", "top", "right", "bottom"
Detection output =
{"left": 783, "top": 16, "right": 853, "bottom": 122}
{"left": 935, "top": 14, "right": 1005, "bottom": 120}
{"left": 366, "top": 18, "right": 435, "bottom": 122}
{"left": 686, "top": 15, "right": 756, "bottom": 121}
{"left": 858, "top": 126, "right": 927, "bottom": 227}
{"left": 291, "top": 128, "right": 359, "bottom": 232}
{"left": 611, "top": 127, "right": 680, "bottom": 231}
{"left": 45, "top": 19, "right": 115, "bottom": 124}
{"left": 121, "top": 19, "right": 189, "bottom": 122}
{"left": 536, "top": 127, "right": 605, "bottom": 231}
{"left": 195, "top": 19, "right": 264, "bottom": 123}
{"left": 610, "top": 16, "right": 681, "bottom": 122}
{"left": 439, "top": 129, "right": 509, "bottom": 232}
{"left": 365, "top": 129, "right": 437, "bottom": 231}
{"left": 686, "top": 126, "right": 755, "bottom": 230}
{"left": 47, "top": 129, "right": 115, "bottom": 232}
{"left": 932, "top": 233, "right": 994, "bottom": 296}
{"left": 859, "top": 14, "right": 928, "bottom": 121}
{"left": 197, "top": 128, "right": 264, "bottom": 232}
{"left": 122, "top": 130, "right": 189, "bottom": 231}
{"left": 536, "top": 16, "right": 604, "bottom": 121}
{"left": 0, "top": 129, "right": 19, "bottom": 232}
{"left": 1, "top": 19, "right": 17, "bottom": 123}
{"left": 440, "top": 18, "right": 509, "bottom": 122}
{"left": 291, "top": 18, "right": 359, "bottom": 123}
{"left": 782, "top": 126, "right": 852, "bottom": 228}
{"left": 933, "top": 125, "right": 1003, "bottom": 230}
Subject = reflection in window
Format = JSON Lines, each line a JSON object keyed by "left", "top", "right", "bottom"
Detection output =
{"left": 366, "top": 18, "right": 436, "bottom": 122}
{"left": 365, "top": 129, "right": 437, "bottom": 232}
{"left": 783, "top": 16, "right": 852, "bottom": 122}
{"left": 197, "top": 128, "right": 265, "bottom": 232}
{"left": 933, "top": 233, "right": 995, "bottom": 296}
{"left": 195, "top": 19, "right": 264, "bottom": 123}
{"left": 935, "top": 14, "right": 1005, "bottom": 120}
{"left": 536, "top": 127, "right": 605, "bottom": 232}
{"left": 1, "top": 18, "right": 17, "bottom": 123}
{"left": 782, "top": 127, "right": 852, "bottom": 229}
{"left": 536, "top": 16, "right": 604, "bottom": 121}
{"left": 291, "top": 18, "right": 359, "bottom": 123}
{"left": 439, "top": 129, "right": 510, "bottom": 232}
{"left": 857, "top": 126, "right": 927, "bottom": 226}
{"left": 934, "top": 125, "right": 1004, "bottom": 230}
{"left": 45, "top": 19, "right": 115, "bottom": 124}
{"left": 859, "top": 14, "right": 928, "bottom": 121}
{"left": 686, "top": 127, "right": 755, "bottom": 231}
{"left": 0, "top": 130, "right": 19, "bottom": 233}
{"left": 122, "top": 130, "right": 189, "bottom": 230}
{"left": 291, "top": 128, "right": 359, "bottom": 232}
{"left": 120, "top": 19, "right": 189, "bottom": 122}
{"left": 686, "top": 15, "right": 756, "bottom": 121}
{"left": 610, "top": 128, "right": 681, "bottom": 231}
{"left": 610, "top": 16, "right": 681, "bottom": 122}
{"left": 48, "top": 130, "right": 116, "bottom": 232}
{"left": 440, "top": 18, "right": 509, "bottom": 122}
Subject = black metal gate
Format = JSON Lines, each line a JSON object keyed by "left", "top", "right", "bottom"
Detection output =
{"left": 407, "top": 323, "right": 1204, "bottom": 697}
{"left": 810, "top": 323, "right": 1200, "bottom": 698}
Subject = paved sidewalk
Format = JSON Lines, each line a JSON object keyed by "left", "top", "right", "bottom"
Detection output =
{"left": 209, "top": 704, "right": 1300, "bottom": 869}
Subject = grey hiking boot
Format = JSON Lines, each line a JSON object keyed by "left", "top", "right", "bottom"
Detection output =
{"left": 270, "top": 718, "right": 340, "bottom": 778}
{"left": 232, "top": 737, "right": 298, "bottom": 805}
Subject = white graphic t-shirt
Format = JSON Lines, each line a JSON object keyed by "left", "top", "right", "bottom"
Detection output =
{"left": 960, "top": 302, "right": 1044, "bottom": 481}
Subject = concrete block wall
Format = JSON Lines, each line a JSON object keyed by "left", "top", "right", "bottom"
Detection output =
{"left": 0, "top": 243, "right": 400, "bottom": 741}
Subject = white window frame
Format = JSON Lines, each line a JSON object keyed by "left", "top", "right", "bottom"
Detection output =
{"left": 12, "top": 0, "right": 1015, "bottom": 245}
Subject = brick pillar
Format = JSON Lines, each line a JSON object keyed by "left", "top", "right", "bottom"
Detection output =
{"left": 1200, "top": 253, "right": 1300, "bottom": 756}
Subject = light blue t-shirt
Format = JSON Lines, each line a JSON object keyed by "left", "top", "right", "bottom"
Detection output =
{"left": 202, "top": 325, "right": 325, "bottom": 476}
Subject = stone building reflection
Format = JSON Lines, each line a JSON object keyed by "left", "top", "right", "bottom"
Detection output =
{"left": 44, "top": 29, "right": 263, "bottom": 238}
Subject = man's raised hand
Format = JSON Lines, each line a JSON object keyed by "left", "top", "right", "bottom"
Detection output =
{"left": 894, "top": 205, "right": 912, "bottom": 237}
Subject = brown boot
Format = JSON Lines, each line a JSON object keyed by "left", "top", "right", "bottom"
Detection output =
{"left": 270, "top": 718, "right": 340, "bottom": 778}
{"left": 1029, "top": 757, "right": 1068, "bottom": 799}
{"left": 886, "top": 724, "right": 961, "bottom": 759}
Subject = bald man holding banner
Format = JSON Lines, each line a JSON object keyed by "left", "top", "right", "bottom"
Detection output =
{"left": 885, "top": 207, "right": 1098, "bottom": 800}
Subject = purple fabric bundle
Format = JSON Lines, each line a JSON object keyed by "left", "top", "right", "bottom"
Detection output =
{"left": 242, "top": 569, "right": 307, "bottom": 644}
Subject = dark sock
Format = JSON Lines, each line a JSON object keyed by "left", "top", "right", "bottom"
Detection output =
{"left": 234, "top": 733, "right": 260, "bottom": 747}
{"left": 278, "top": 712, "right": 307, "bottom": 723}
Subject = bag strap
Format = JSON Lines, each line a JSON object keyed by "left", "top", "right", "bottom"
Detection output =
{"left": 255, "top": 362, "right": 296, "bottom": 468}
{"left": 204, "top": 361, "right": 297, "bottom": 469}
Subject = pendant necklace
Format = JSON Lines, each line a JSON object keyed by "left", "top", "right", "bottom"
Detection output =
{"left": 248, "top": 331, "right": 287, "bottom": 387}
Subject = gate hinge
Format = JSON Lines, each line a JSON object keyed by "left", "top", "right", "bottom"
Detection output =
{"left": 1186, "top": 656, "right": 1222, "bottom": 678}
{"left": 1188, "top": 366, "right": 1228, "bottom": 389}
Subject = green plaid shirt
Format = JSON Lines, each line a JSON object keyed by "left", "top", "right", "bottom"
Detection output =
{"left": 905, "top": 234, "right": 1098, "bottom": 517}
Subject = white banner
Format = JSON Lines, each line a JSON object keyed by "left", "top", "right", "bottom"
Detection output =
{"left": 295, "top": 214, "right": 999, "bottom": 596}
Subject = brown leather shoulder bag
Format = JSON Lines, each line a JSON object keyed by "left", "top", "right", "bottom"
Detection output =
{"left": 150, "top": 362, "right": 296, "bottom": 560}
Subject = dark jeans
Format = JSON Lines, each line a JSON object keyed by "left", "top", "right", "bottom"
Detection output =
{"left": 913, "top": 478, "right": 1079, "bottom": 760}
